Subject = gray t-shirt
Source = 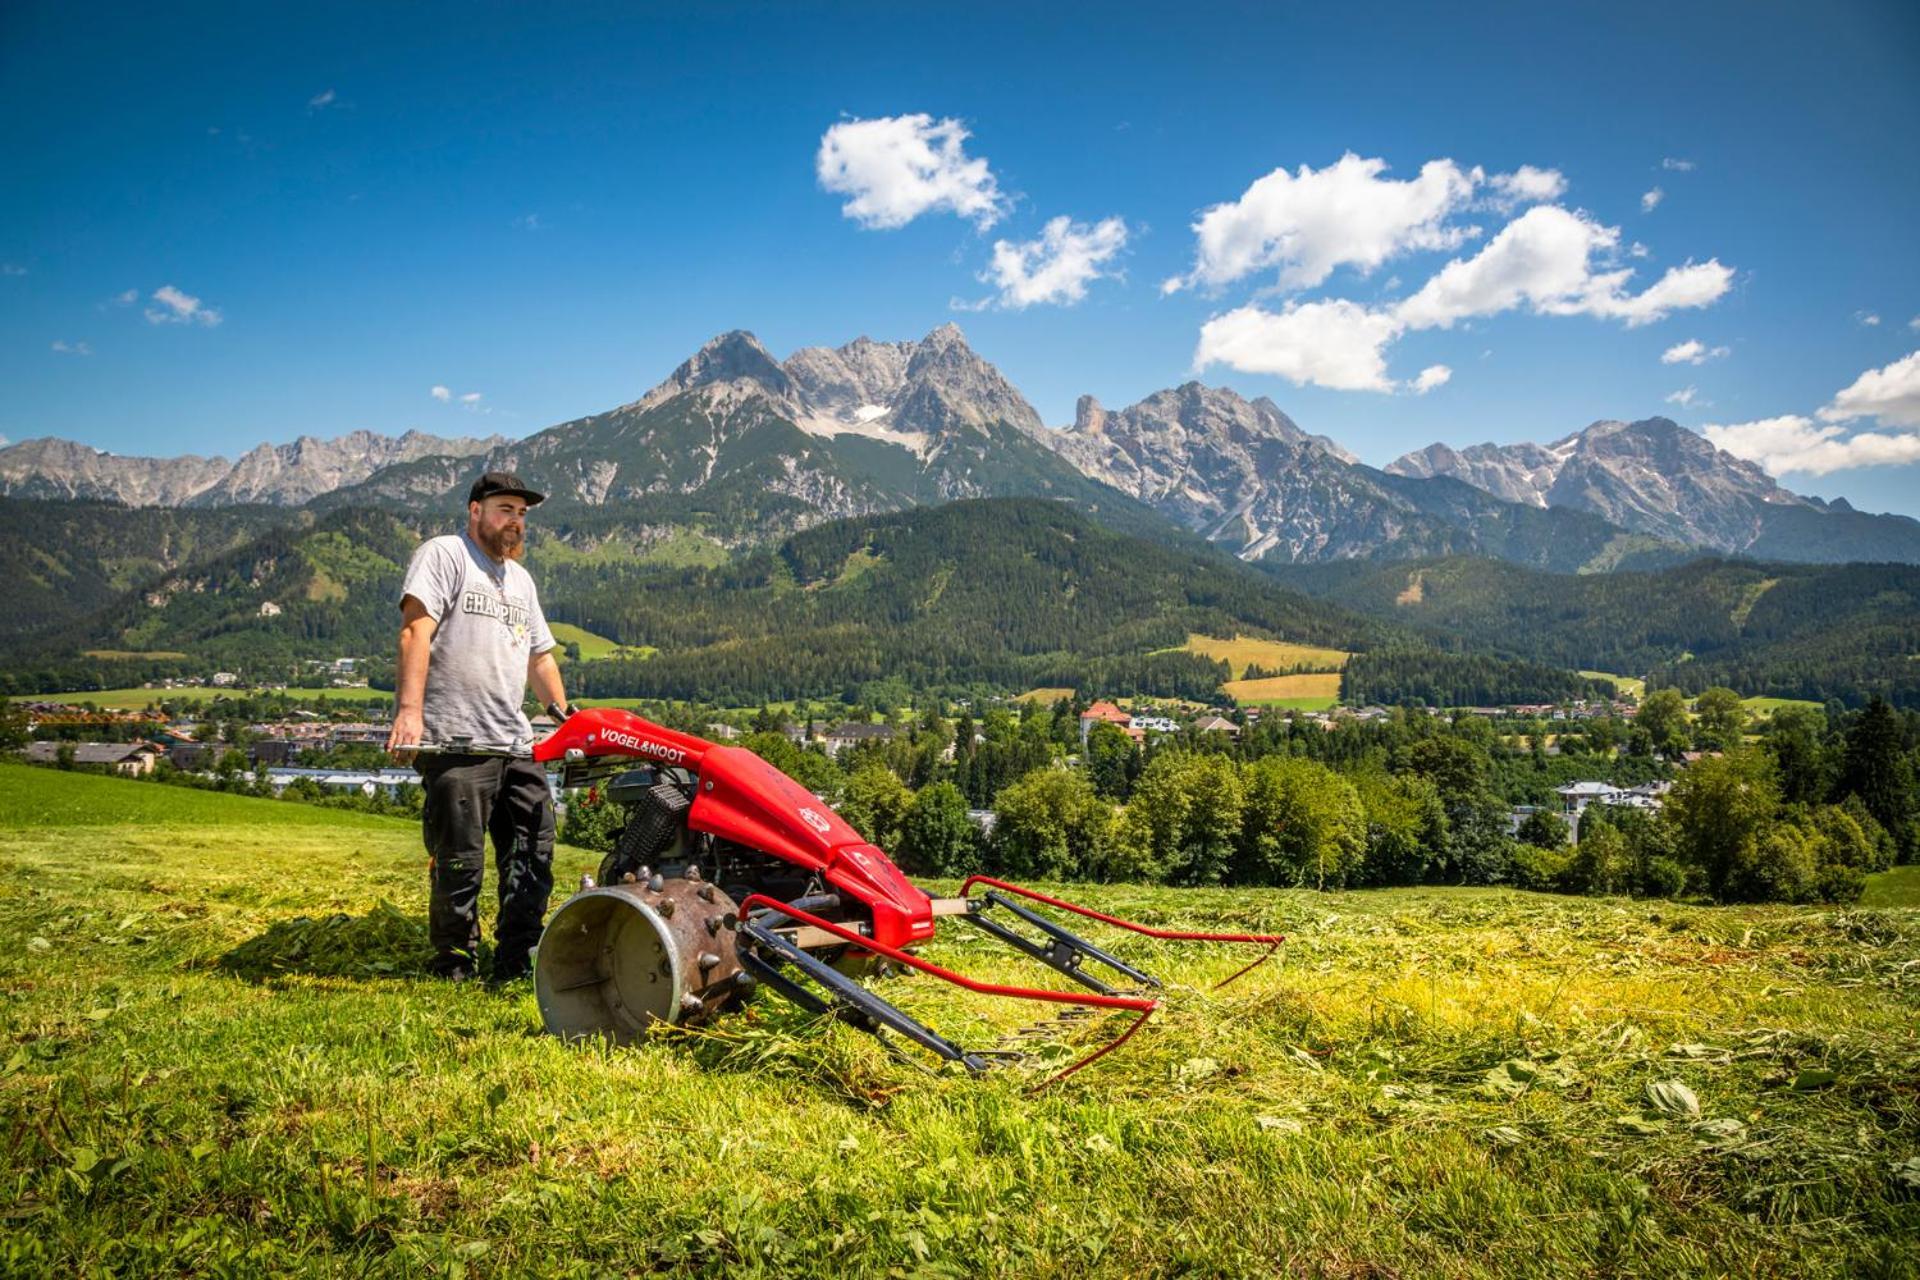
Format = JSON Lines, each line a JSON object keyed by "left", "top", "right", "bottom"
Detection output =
{"left": 399, "top": 532, "right": 556, "bottom": 754}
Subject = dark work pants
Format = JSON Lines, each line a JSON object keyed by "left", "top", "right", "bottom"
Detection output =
{"left": 418, "top": 755, "right": 555, "bottom": 976}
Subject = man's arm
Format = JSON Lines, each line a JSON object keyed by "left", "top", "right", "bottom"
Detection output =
{"left": 387, "top": 595, "right": 438, "bottom": 759}
{"left": 528, "top": 649, "right": 568, "bottom": 718}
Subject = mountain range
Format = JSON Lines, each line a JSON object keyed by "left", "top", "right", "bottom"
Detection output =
{"left": 6, "top": 324, "right": 1920, "bottom": 568}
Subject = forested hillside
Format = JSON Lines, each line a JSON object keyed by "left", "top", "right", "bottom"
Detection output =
{"left": 1270, "top": 556, "right": 1920, "bottom": 706}
{"left": 552, "top": 498, "right": 1391, "bottom": 703}
{"left": 5, "top": 498, "right": 1393, "bottom": 702}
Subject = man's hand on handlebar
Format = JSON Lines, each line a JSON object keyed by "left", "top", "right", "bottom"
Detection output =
{"left": 387, "top": 708, "right": 425, "bottom": 763}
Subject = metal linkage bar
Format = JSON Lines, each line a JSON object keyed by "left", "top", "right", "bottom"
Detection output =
{"left": 738, "top": 895, "right": 1158, "bottom": 1090}
{"left": 958, "top": 875, "right": 1287, "bottom": 991}
{"left": 955, "top": 909, "right": 1117, "bottom": 994}
{"left": 982, "top": 890, "right": 1162, "bottom": 989}
{"left": 739, "top": 918, "right": 989, "bottom": 1072}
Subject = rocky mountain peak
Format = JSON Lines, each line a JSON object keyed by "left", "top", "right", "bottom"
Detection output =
{"left": 641, "top": 330, "right": 796, "bottom": 410}
{"left": 892, "top": 323, "right": 1045, "bottom": 437}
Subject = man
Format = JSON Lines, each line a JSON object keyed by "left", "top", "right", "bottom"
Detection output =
{"left": 387, "top": 471, "right": 570, "bottom": 982}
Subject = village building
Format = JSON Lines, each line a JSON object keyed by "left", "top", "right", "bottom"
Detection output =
{"left": 823, "top": 722, "right": 897, "bottom": 758}
{"left": 23, "top": 741, "right": 162, "bottom": 776}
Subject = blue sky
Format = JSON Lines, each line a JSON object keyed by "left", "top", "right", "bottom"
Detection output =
{"left": 5, "top": 1, "right": 1919, "bottom": 513}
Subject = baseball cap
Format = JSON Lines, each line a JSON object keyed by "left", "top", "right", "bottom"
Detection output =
{"left": 467, "top": 471, "right": 546, "bottom": 507}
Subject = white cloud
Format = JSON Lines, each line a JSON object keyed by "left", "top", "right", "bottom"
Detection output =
{"left": 51, "top": 340, "right": 94, "bottom": 356}
{"left": 1163, "top": 153, "right": 1483, "bottom": 293}
{"left": 977, "top": 215, "right": 1128, "bottom": 309}
{"left": 1194, "top": 299, "right": 1403, "bottom": 392}
{"left": 430, "top": 385, "right": 452, "bottom": 402}
{"left": 1819, "top": 350, "right": 1920, "bottom": 428}
{"left": 1662, "top": 338, "right": 1730, "bottom": 365}
{"left": 112, "top": 288, "right": 138, "bottom": 306}
{"left": 1395, "top": 206, "right": 1618, "bottom": 329}
{"left": 1486, "top": 165, "right": 1567, "bottom": 209}
{"left": 1391, "top": 205, "right": 1728, "bottom": 331}
{"left": 1628, "top": 241, "right": 1650, "bottom": 259}
{"left": 144, "top": 284, "right": 222, "bottom": 327}
{"left": 513, "top": 213, "right": 544, "bottom": 231}
{"left": 1412, "top": 364, "right": 1452, "bottom": 394}
{"left": 1641, "top": 187, "right": 1664, "bottom": 212}
{"left": 1910, "top": 315, "right": 1920, "bottom": 331}
{"left": 1666, "top": 386, "right": 1698, "bottom": 406}
{"left": 460, "top": 392, "right": 483, "bottom": 405}
{"left": 1661, "top": 157, "right": 1696, "bottom": 172}
{"left": 1855, "top": 310, "right": 1881, "bottom": 327}
{"left": 816, "top": 114, "right": 1006, "bottom": 230}
{"left": 1704, "top": 414, "right": 1920, "bottom": 476}
{"left": 308, "top": 88, "right": 336, "bottom": 110}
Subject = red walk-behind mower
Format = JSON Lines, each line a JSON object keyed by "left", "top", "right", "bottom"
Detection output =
{"left": 530, "top": 707, "right": 1284, "bottom": 1085}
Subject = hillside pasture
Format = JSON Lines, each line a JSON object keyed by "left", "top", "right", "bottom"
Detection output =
{"left": 1177, "top": 633, "right": 1350, "bottom": 679}
{"left": 1221, "top": 671, "right": 1343, "bottom": 709}
{"left": 1580, "top": 670, "right": 1647, "bottom": 699}
{"left": 1014, "top": 686, "right": 1078, "bottom": 705}
{"left": 1, "top": 763, "right": 1915, "bottom": 1276}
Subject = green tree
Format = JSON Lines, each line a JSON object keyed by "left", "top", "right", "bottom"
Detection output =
{"left": 991, "top": 769, "right": 1112, "bottom": 880}
{"left": 1664, "top": 748, "right": 1780, "bottom": 900}
{"left": 1517, "top": 808, "right": 1569, "bottom": 851}
{"left": 1082, "top": 721, "right": 1139, "bottom": 800}
{"left": 0, "top": 703, "right": 28, "bottom": 752}
{"left": 896, "top": 781, "right": 979, "bottom": 877}
{"left": 1566, "top": 816, "right": 1633, "bottom": 896}
{"left": 1637, "top": 688, "right": 1691, "bottom": 759}
{"left": 1692, "top": 687, "right": 1747, "bottom": 751}
{"left": 837, "top": 763, "right": 914, "bottom": 852}
{"left": 1765, "top": 705, "right": 1830, "bottom": 806}
{"left": 1351, "top": 770, "right": 1448, "bottom": 887}
{"left": 1118, "top": 751, "right": 1246, "bottom": 885}
{"left": 1237, "top": 756, "right": 1366, "bottom": 889}
{"left": 1838, "top": 697, "right": 1917, "bottom": 859}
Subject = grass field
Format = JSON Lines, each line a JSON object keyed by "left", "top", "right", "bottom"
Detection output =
{"left": 1177, "top": 634, "right": 1350, "bottom": 679}
{"left": 1221, "top": 671, "right": 1343, "bottom": 709}
{"left": 8, "top": 685, "right": 395, "bottom": 710}
{"left": 80, "top": 649, "right": 190, "bottom": 661}
{"left": 2, "top": 762, "right": 1916, "bottom": 1276}
{"left": 1014, "top": 686, "right": 1078, "bottom": 705}
{"left": 1741, "top": 695, "right": 1825, "bottom": 719}
{"left": 1580, "top": 671, "right": 1647, "bottom": 699}
{"left": 546, "top": 622, "right": 659, "bottom": 663}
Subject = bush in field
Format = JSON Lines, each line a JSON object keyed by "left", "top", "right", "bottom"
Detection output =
{"left": 895, "top": 781, "right": 980, "bottom": 877}
{"left": 1641, "top": 855, "right": 1689, "bottom": 899}
{"left": 1236, "top": 756, "right": 1366, "bottom": 888}
{"left": 1511, "top": 842, "right": 1574, "bottom": 891}
{"left": 991, "top": 769, "right": 1112, "bottom": 880}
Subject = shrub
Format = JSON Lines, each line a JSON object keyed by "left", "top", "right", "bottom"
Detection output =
{"left": 1511, "top": 842, "right": 1574, "bottom": 891}
{"left": 1640, "top": 856, "right": 1688, "bottom": 900}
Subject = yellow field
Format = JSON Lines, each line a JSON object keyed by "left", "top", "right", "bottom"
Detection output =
{"left": 1221, "top": 671, "right": 1342, "bottom": 707}
{"left": 1178, "top": 634, "right": 1349, "bottom": 678}
{"left": 1014, "top": 687, "right": 1078, "bottom": 705}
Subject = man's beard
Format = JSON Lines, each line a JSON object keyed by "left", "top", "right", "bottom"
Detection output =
{"left": 476, "top": 524, "right": 524, "bottom": 562}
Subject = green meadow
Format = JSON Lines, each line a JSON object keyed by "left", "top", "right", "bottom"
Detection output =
{"left": 1, "top": 761, "right": 1916, "bottom": 1276}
